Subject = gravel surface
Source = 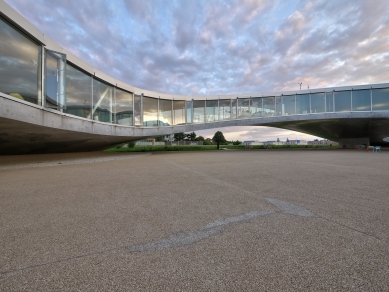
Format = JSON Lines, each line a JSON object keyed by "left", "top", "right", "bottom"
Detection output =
{"left": 0, "top": 149, "right": 388, "bottom": 291}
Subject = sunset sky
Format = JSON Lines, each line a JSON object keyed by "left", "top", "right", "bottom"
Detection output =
{"left": 6, "top": 0, "right": 389, "bottom": 141}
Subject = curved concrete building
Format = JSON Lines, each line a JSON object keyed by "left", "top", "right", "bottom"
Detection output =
{"left": 1, "top": 1, "right": 389, "bottom": 154}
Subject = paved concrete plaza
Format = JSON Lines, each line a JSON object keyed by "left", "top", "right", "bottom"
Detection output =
{"left": 0, "top": 149, "right": 388, "bottom": 291}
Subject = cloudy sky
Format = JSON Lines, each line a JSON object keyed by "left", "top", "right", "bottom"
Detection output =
{"left": 6, "top": 0, "right": 389, "bottom": 141}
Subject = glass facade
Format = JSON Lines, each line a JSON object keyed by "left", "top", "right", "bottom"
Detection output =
{"left": 173, "top": 100, "right": 185, "bottom": 125}
{"left": 237, "top": 98, "right": 250, "bottom": 119}
{"left": 326, "top": 92, "right": 334, "bottom": 112}
{"left": 45, "top": 50, "right": 66, "bottom": 110}
{"left": 219, "top": 99, "right": 231, "bottom": 120}
{"left": 115, "top": 88, "right": 133, "bottom": 126}
{"left": 275, "top": 96, "right": 283, "bottom": 116}
{"left": 65, "top": 63, "right": 91, "bottom": 118}
{"left": 231, "top": 99, "right": 237, "bottom": 119}
{"left": 92, "top": 78, "right": 113, "bottom": 123}
{"left": 143, "top": 96, "right": 158, "bottom": 126}
{"left": 134, "top": 94, "right": 142, "bottom": 126}
{"left": 296, "top": 94, "right": 310, "bottom": 114}
{"left": 159, "top": 99, "right": 172, "bottom": 126}
{"left": 283, "top": 95, "right": 295, "bottom": 116}
{"left": 186, "top": 101, "right": 192, "bottom": 124}
{"left": 263, "top": 97, "right": 275, "bottom": 117}
{"left": 334, "top": 91, "right": 351, "bottom": 112}
{"left": 372, "top": 88, "right": 389, "bottom": 111}
{"left": 193, "top": 100, "right": 205, "bottom": 123}
{"left": 0, "top": 16, "right": 41, "bottom": 105}
{"left": 206, "top": 100, "right": 218, "bottom": 122}
{"left": 310, "top": 93, "right": 325, "bottom": 113}
{"left": 352, "top": 89, "right": 371, "bottom": 111}
{"left": 250, "top": 97, "right": 262, "bottom": 118}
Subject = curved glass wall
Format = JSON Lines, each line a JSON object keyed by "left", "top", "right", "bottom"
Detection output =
{"left": 334, "top": 91, "right": 351, "bottom": 112}
{"left": 372, "top": 88, "right": 389, "bottom": 111}
{"left": 352, "top": 89, "right": 371, "bottom": 111}
{"left": 310, "top": 93, "right": 325, "bottom": 113}
{"left": 45, "top": 50, "right": 66, "bottom": 110}
{"left": 193, "top": 100, "right": 205, "bottom": 123}
{"left": 283, "top": 95, "right": 295, "bottom": 116}
{"left": 173, "top": 100, "right": 185, "bottom": 125}
{"left": 134, "top": 94, "right": 142, "bottom": 126}
{"left": 92, "top": 78, "right": 113, "bottom": 123}
{"left": 115, "top": 88, "right": 133, "bottom": 126}
{"left": 65, "top": 63, "right": 91, "bottom": 118}
{"left": 275, "top": 96, "right": 283, "bottom": 116}
{"left": 250, "top": 97, "right": 262, "bottom": 118}
{"left": 206, "top": 100, "right": 218, "bottom": 122}
{"left": 159, "top": 99, "right": 172, "bottom": 126}
{"left": 143, "top": 96, "right": 158, "bottom": 127}
{"left": 231, "top": 99, "right": 237, "bottom": 119}
{"left": 0, "top": 16, "right": 41, "bottom": 105}
{"left": 326, "top": 92, "right": 334, "bottom": 112}
{"left": 296, "top": 94, "right": 309, "bottom": 114}
{"left": 186, "top": 101, "right": 192, "bottom": 124}
{"left": 237, "top": 98, "right": 250, "bottom": 119}
{"left": 263, "top": 96, "right": 275, "bottom": 117}
{"left": 219, "top": 99, "right": 231, "bottom": 120}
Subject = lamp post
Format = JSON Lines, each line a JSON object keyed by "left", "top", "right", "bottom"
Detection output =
{"left": 298, "top": 82, "right": 302, "bottom": 90}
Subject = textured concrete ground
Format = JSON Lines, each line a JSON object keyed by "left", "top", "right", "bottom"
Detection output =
{"left": 0, "top": 149, "right": 388, "bottom": 291}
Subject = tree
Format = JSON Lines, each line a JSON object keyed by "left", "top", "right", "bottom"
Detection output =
{"left": 155, "top": 135, "right": 165, "bottom": 142}
{"left": 277, "top": 138, "right": 280, "bottom": 142}
{"left": 174, "top": 132, "right": 185, "bottom": 141}
{"left": 196, "top": 135, "right": 205, "bottom": 141}
{"left": 232, "top": 140, "right": 241, "bottom": 145}
{"left": 212, "top": 131, "right": 227, "bottom": 149}
{"left": 286, "top": 138, "right": 289, "bottom": 142}
{"left": 186, "top": 131, "right": 196, "bottom": 141}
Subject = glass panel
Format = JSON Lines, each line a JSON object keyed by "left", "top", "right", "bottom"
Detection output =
{"left": 65, "top": 63, "right": 91, "bottom": 118}
{"left": 334, "top": 91, "right": 351, "bottom": 112}
{"left": 186, "top": 100, "right": 192, "bottom": 124}
{"left": 310, "top": 93, "right": 325, "bottom": 113}
{"left": 352, "top": 89, "right": 371, "bottom": 111}
{"left": 0, "top": 16, "right": 41, "bottom": 105}
{"left": 219, "top": 99, "right": 231, "bottom": 120}
{"left": 250, "top": 97, "right": 262, "bottom": 118}
{"left": 115, "top": 88, "right": 133, "bottom": 126}
{"left": 372, "top": 88, "right": 389, "bottom": 111}
{"left": 326, "top": 92, "right": 333, "bottom": 112}
{"left": 159, "top": 99, "right": 172, "bottom": 126}
{"left": 206, "top": 100, "right": 218, "bottom": 122}
{"left": 134, "top": 94, "right": 142, "bottom": 126}
{"left": 173, "top": 100, "right": 186, "bottom": 125}
{"left": 283, "top": 95, "right": 295, "bottom": 115}
{"left": 143, "top": 96, "right": 158, "bottom": 127}
{"left": 193, "top": 100, "right": 205, "bottom": 123}
{"left": 92, "top": 78, "right": 113, "bottom": 123}
{"left": 275, "top": 96, "right": 282, "bottom": 116}
{"left": 296, "top": 94, "right": 309, "bottom": 114}
{"left": 231, "top": 99, "right": 237, "bottom": 119}
{"left": 237, "top": 98, "right": 250, "bottom": 119}
{"left": 45, "top": 50, "right": 66, "bottom": 110}
{"left": 263, "top": 96, "right": 275, "bottom": 117}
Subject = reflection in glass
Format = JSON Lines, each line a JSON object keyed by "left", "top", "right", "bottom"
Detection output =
{"left": 0, "top": 16, "right": 41, "bottom": 105}
{"left": 372, "top": 88, "right": 389, "bottom": 111}
{"left": 334, "top": 91, "right": 351, "bottom": 112}
{"left": 238, "top": 98, "right": 250, "bottom": 119}
{"left": 186, "top": 101, "right": 192, "bottom": 124}
{"left": 296, "top": 94, "right": 309, "bottom": 114}
{"left": 231, "top": 99, "right": 237, "bottom": 119}
{"left": 143, "top": 96, "right": 158, "bottom": 127}
{"left": 206, "top": 100, "right": 219, "bottom": 122}
{"left": 45, "top": 50, "right": 66, "bottom": 110}
{"left": 92, "top": 78, "right": 113, "bottom": 123}
{"left": 326, "top": 92, "right": 333, "bottom": 112}
{"left": 159, "top": 99, "right": 172, "bottom": 126}
{"left": 283, "top": 95, "right": 295, "bottom": 115}
{"left": 134, "top": 94, "right": 142, "bottom": 126}
{"left": 115, "top": 88, "right": 133, "bottom": 126}
{"left": 250, "top": 97, "right": 262, "bottom": 118}
{"left": 263, "top": 97, "right": 275, "bottom": 117}
{"left": 65, "top": 63, "right": 91, "bottom": 118}
{"left": 219, "top": 99, "right": 231, "bottom": 120}
{"left": 310, "top": 93, "right": 325, "bottom": 113}
{"left": 173, "top": 100, "right": 186, "bottom": 125}
{"left": 352, "top": 89, "right": 371, "bottom": 111}
{"left": 193, "top": 100, "right": 205, "bottom": 123}
{"left": 275, "top": 96, "right": 283, "bottom": 116}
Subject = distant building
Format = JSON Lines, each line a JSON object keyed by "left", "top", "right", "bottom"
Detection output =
{"left": 308, "top": 139, "right": 338, "bottom": 145}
